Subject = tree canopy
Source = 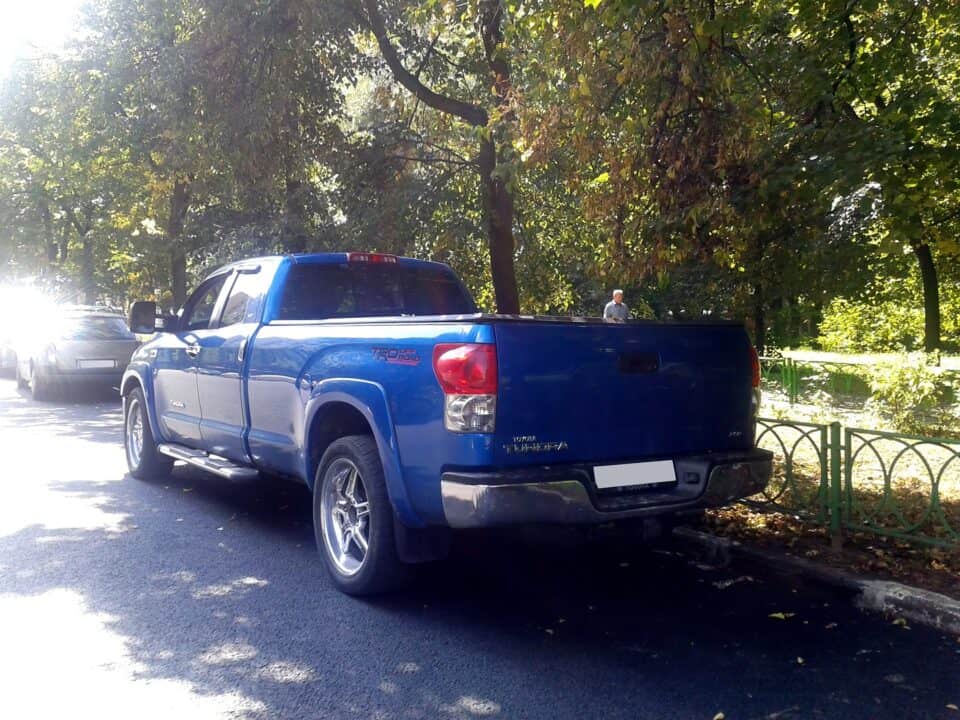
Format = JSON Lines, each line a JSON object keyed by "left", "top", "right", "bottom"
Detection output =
{"left": 0, "top": 0, "right": 958, "bottom": 352}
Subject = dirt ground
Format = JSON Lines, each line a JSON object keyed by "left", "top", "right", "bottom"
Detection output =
{"left": 706, "top": 505, "right": 960, "bottom": 600}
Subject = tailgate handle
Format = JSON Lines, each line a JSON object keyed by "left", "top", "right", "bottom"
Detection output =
{"left": 618, "top": 352, "right": 659, "bottom": 374}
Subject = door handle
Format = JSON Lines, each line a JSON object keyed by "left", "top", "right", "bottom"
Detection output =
{"left": 185, "top": 344, "right": 200, "bottom": 358}
{"left": 238, "top": 337, "right": 248, "bottom": 363}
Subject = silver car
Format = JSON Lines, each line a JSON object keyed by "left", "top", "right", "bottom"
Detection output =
{"left": 15, "top": 310, "right": 139, "bottom": 400}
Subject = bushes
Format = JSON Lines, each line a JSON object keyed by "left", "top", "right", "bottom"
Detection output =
{"left": 819, "top": 297, "right": 925, "bottom": 352}
{"left": 866, "top": 353, "right": 956, "bottom": 436}
{"left": 818, "top": 271, "right": 960, "bottom": 353}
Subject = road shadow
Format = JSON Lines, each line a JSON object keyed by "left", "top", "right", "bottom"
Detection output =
{"left": 2, "top": 457, "right": 960, "bottom": 720}
{"left": 0, "top": 380, "right": 121, "bottom": 445}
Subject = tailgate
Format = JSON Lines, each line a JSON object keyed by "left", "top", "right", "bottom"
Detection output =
{"left": 492, "top": 320, "right": 754, "bottom": 467}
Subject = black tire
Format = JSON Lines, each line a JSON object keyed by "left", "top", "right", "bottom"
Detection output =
{"left": 30, "top": 366, "right": 52, "bottom": 401}
{"left": 313, "top": 435, "right": 408, "bottom": 596}
{"left": 124, "top": 387, "right": 173, "bottom": 480}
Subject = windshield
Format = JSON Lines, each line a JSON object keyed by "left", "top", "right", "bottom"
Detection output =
{"left": 57, "top": 316, "right": 135, "bottom": 341}
{"left": 277, "top": 262, "right": 477, "bottom": 320}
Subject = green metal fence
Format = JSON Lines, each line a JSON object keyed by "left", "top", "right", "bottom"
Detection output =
{"left": 753, "top": 418, "right": 960, "bottom": 548}
{"left": 843, "top": 427, "right": 960, "bottom": 547}
{"left": 751, "top": 418, "right": 830, "bottom": 522}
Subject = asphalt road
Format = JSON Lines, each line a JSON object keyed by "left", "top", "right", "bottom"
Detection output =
{"left": 0, "top": 379, "right": 957, "bottom": 720}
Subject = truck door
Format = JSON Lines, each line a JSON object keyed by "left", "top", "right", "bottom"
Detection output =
{"left": 195, "top": 264, "right": 272, "bottom": 463}
{"left": 153, "top": 273, "right": 230, "bottom": 446}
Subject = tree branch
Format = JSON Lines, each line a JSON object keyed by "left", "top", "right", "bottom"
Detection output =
{"left": 361, "top": 0, "right": 488, "bottom": 127}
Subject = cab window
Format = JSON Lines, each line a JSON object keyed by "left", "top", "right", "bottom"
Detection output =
{"left": 220, "top": 270, "right": 269, "bottom": 327}
{"left": 182, "top": 275, "right": 228, "bottom": 331}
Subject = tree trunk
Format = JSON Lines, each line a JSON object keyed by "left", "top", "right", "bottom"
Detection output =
{"left": 912, "top": 241, "right": 941, "bottom": 352}
{"left": 753, "top": 280, "right": 766, "bottom": 355}
{"left": 282, "top": 107, "right": 308, "bottom": 254}
{"left": 167, "top": 180, "right": 191, "bottom": 308}
{"left": 81, "top": 234, "right": 95, "bottom": 305}
{"left": 39, "top": 200, "right": 56, "bottom": 266}
{"left": 361, "top": 0, "right": 520, "bottom": 313}
{"left": 59, "top": 222, "right": 69, "bottom": 263}
{"left": 479, "top": 138, "right": 520, "bottom": 314}
{"left": 283, "top": 173, "right": 308, "bottom": 254}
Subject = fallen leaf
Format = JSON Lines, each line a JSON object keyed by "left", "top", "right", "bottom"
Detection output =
{"left": 824, "top": 622, "right": 838, "bottom": 630}
{"left": 544, "top": 628, "right": 554, "bottom": 635}
{"left": 884, "top": 674, "right": 905, "bottom": 684}
{"left": 946, "top": 704, "right": 958, "bottom": 711}
{"left": 769, "top": 612, "right": 796, "bottom": 620}
{"left": 713, "top": 713, "right": 725, "bottom": 720}
{"left": 796, "top": 657, "right": 805, "bottom": 665}
{"left": 182, "top": 488, "right": 193, "bottom": 493}
{"left": 892, "top": 618, "right": 910, "bottom": 629}
{"left": 712, "top": 575, "right": 754, "bottom": 590}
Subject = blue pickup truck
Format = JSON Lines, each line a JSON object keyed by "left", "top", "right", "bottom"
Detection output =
{"left": 123, "top": 252, "right": 772, "bottom": 594}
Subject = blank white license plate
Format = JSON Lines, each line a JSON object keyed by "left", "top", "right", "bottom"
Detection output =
{"left": 78, "top": 359, "right": 115, "bottom": 369}
{"left": 594, "top": 460, "right": 677, "bottom": 489}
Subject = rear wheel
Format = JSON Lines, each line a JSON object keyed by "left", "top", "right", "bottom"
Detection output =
{"left": 314, "top": 435, "right": 407, "bottom": 595}
{"left": 124, "top": 387, "right": 172, "bottom": 480}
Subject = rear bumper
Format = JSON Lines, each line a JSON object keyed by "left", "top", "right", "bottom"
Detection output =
{"left": 440, "top": 449, "right": 773, "bottom": 529}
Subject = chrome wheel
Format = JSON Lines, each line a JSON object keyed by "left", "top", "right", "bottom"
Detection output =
{"left": 320, "top": 458, "right": 371, "bottom": 576}
{"left": 126, "top": 396, "right": 144, "bottom": 470}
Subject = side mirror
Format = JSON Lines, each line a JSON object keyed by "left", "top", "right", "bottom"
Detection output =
{"left": 129, "top": 301, "right": 171, "bottom": 334}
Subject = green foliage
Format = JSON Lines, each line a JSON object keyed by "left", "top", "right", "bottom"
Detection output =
{"left": 0, "top": 0, "right": 958, "bottom": 353}
{"left": 867, "top": 354, "right": 953, "bottom": 435}
{"left": 819, "top": 255, "right": 960, "bottom": 352}
{"left": 819, "top": 297, "right": 926, "bottom": 352}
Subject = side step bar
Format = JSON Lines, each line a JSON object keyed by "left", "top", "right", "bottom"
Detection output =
{"left": 157, "top": 443, "right": 259, "bottom": 481}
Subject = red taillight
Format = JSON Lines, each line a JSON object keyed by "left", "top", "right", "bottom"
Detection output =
{"left": 750, "top": 346, "right": 761, "bottom": 388}
{"left": 432, "top": 344, "right": 497, "bottom": 394}
{"left": 347, "top": 252, "right": 398, "bottom": 264}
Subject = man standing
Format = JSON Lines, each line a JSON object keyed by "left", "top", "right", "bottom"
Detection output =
{"left": 603, "top": 289, "right": 629, "bottom": 322}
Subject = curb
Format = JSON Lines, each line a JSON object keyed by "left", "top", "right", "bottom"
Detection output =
{"left": 672, "top": 526, "right": 960, "bottom": 635}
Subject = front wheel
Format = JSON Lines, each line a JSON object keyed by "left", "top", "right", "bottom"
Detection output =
{"left": 124, "top": 387, "right": 172, "bottom": 480}
{"left": 314, "top": 435, "right": 407, "bottom": 595}
{"left": 30, "top": 366, "right": 52, "bottom": 401}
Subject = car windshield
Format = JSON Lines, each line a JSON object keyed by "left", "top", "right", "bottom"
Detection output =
{"left": 57, "top": 316, "right": 135, "bottom": 341}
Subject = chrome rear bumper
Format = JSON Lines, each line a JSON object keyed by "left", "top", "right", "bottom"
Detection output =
{"left": 440, "top": 450, "right": 772, "bottom": 529}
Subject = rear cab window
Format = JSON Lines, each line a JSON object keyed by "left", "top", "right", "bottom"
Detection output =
{"left": 277, "top": 261, "right": 476, "bottom": 320}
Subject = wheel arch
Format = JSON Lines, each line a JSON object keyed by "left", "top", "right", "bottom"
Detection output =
{"left": 303, "top": 380, "right": 422, "bottom": 528}
{"left": 120, "top": 365, "right": 164, "bottom": 443}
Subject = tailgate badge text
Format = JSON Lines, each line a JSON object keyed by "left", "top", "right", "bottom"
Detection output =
{"left": 503, "top": 436, "right": 568, "bottom": 454}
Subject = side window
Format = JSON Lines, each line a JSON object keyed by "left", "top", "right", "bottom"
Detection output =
{"left": 182, "top": 275, "right": 228, "bottom": 331}
{"left": 220, "top": 270, "right": 269, "bottom": 327}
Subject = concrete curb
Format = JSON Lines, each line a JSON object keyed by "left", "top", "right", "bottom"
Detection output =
{"left": 672, "top": 526, "right": 960, "bottom": 635}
